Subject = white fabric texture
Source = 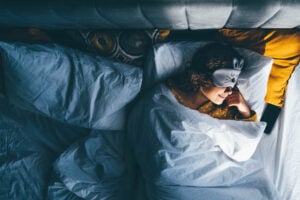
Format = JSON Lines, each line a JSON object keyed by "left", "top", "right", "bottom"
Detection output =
{"left": 276, "top": 64, "right": 300, "bottom": 199}
{"left": 253, "top": 64, "right": 300, "bottom": 200}
{"left": 0, "top": 95, "right": 89, "bottom": 200}
{"left": 143, "top": 41, "right": 272, "bottom": 119}
{"left": 0, "top": 42, "right": 143, "bottom": 130}
{"left": 128, "top": 84, "right": 278, "bottom": 199}
{"left": 53, "top": 130, "right": 135, "bottom": 200}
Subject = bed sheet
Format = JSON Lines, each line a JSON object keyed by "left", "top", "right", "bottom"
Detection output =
{"left": 253, "top": 64, "right": 300, "bottom": 200}
{"left": 128, "top": 65, "right": 300, "bottom": 200}
{"left": 0, "top": 95, "right": 89, "bottom": 199}
{"left": 50, "top": 130, "right": 135, "bottom": 200}
{"left": 127, "top": 83, "right": 279, "bottom": 200}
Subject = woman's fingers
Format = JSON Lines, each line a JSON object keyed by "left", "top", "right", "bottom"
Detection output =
{"left": 226, "top": 91, "right": 251, "bottom": 118}
{"left": 227, "top": 92, "right": 250, "bottom": 112}
{"left": 226, "top": 93, "right": 241, "bottom": 106}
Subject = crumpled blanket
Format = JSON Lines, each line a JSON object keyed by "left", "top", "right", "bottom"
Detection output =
{"left": 52, "top": 130, "right": 135, "bottom": 200}
{"left": 127, "top": 84, "right": 279, "bottom": 200}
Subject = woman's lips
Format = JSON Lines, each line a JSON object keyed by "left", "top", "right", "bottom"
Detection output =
{"left": 218, "top": 94, "right": 226, "bottom": 99}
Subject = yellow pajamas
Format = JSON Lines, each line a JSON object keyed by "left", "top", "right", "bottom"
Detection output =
{"left": 218, "top": 29, "right": 300, "bottom": 107}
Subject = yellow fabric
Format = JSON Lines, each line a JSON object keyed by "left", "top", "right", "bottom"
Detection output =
{"left": 170, "top": 88, "right": 257, "bottom": 122}
{"left": 218, "top": 29, "right": 300, "bottom": 107}
{"left": 0, "top": 28, "right": 51, "bottom": 43}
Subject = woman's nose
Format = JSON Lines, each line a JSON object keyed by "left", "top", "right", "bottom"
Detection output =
{"left": 225, "top": 87, "right": 233, "bottom": 94}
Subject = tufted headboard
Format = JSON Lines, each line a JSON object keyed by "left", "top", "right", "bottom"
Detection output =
{"left": 0, "top": 0, "right": 300, "bottom": 29}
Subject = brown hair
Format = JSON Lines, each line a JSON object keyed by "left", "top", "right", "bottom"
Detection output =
{"left": 168, "top": 43, "right": 243, "bottom": 94}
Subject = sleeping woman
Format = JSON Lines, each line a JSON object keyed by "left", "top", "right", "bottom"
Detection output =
{"left": 167, "top": 42, "right": 257, "bottom": 121}
{"left": 127, "top": 42, "right": 278, "bottom": 200}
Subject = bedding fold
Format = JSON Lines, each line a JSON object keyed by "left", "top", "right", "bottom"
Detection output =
{"left": 52, "top": 130, "right": 135, "bottom": 200}
{"left": 0, "top": 42, "right": 143, "bottom": 130}
{"left": 127, "top": 84, "right": 278, "bottom": 199}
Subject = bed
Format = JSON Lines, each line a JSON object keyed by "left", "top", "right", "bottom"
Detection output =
{"left": 0, "top": 1, "right": 300, "bottom": 200}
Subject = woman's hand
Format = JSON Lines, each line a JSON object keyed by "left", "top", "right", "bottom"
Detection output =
{"left": 226, "top": 91, "right": 251, "bottom": 118}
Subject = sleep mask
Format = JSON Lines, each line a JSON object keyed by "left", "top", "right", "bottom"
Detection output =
{"left": 212, "top": 57, "right": 244, "bottom": 88}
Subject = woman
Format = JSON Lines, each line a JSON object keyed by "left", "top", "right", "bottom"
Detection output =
{"left": 127, "top": 42, "right": 276, "bottom": 200}
{"left": 167, "top": 42, "right": 257, "bottom": 121}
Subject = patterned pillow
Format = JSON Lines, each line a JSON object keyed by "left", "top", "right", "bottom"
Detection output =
{"left": 67, "top": 29, "right": 170, "bottom": 67}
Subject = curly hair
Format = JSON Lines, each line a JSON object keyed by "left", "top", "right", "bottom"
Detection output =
{"left": 168, "top": 42, "right": 243, "bottom": 95}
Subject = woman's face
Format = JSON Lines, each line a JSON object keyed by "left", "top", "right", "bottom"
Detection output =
{"left": 200, "top": 85, "right": 233, "bottom": 105}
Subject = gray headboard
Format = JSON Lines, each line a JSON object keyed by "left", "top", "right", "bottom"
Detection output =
{"left": 0, "top": 0, "right": 299, "bottom": 29}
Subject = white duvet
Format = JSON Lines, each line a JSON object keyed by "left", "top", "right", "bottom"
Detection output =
{"left": 127, "top": 84, "right": 279, "bottom": 200}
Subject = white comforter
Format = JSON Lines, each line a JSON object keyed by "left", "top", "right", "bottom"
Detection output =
{"left": 127, "top": 84, "right": 279, "bottom": 200}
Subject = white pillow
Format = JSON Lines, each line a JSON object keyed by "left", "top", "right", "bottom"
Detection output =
{"left": 0, "top": 42, "right": 143, "bottom": 130}
{"left": 143, "top": 41, "right": 273, "bottom": 119}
